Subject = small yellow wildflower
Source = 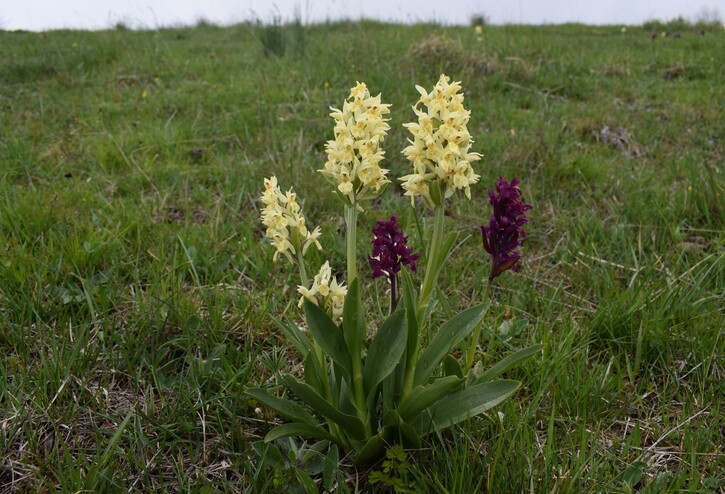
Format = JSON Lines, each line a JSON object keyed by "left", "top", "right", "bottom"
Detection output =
{"left": 297, "top": 261, "right": 347, "bottom": 323}
{"left": 399, "top": 74, "right": 481, "bottom": 207}
{"left": 141, "top": 90, "right": 148, "bottom": 99}
{"left": 320, "top": 81, "right": 391, "bottom": 207}
{"left": 260, "top": 176, "right": 322, "bottom": 263}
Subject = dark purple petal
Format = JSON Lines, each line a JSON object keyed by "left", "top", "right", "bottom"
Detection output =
{"left": 480, "top": 177, "right": 531, "bottom": 280}
{"left": 368, "top": 215, "right": 421, "bottom": 281}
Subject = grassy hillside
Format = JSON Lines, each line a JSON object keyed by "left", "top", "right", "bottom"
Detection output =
{"left": 1, "top": 20, "right": 723, "bottom": 492}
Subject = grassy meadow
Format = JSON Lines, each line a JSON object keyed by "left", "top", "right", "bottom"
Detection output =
{"left": 1, "top": 18, "right": 723, "bottom": 492}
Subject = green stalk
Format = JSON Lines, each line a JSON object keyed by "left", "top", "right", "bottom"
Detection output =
{"left": 344, "top": 203, "right": 369, "bottom": 436}
{"left": 400, "top": 327, "right": 420, "bottom": 399}
{"left": 351, "top": 354, "right": 370, "bottom": 436}
{"left": 344, "top": 204, "right": 358, "bottom": 283}
{"left": 296, "top": 250, "right": 309, "bottom": 287}
{"left": 418, "top": 204, "right": 445, "bottom": 317}
{"left": 401, "top": 205, "right": 445, "bottom": 399}
{"left": 297, "top": 250, "right": 346, "bottom": 445}
{"left": 464, "top": 277, "right": 491, "bottom": 375}
{"left": 389, "top": 274, "right": 397, "bottom": 314}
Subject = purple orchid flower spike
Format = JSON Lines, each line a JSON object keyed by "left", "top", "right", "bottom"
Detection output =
{"left": 481, "top": 177, "right": 532, "bottom": 281}
{"left": 369, "top": 215, "right": 420, "bottom": 312}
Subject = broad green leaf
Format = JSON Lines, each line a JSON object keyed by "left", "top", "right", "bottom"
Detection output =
{"left": 245, "top": 387, "right": 317, "bottom": 426}
{"left": 400, "top": 269, "right": 419, "bottom": 359}
{"left": 274, "top": 316, "right": 312, "bottom": 357}
{"left": 414, "top": 303, "right": 489, "bottom": 386}
{"left": 383, "top": 270, "right": 418, "bottom": 411}
{"left": 474, "top": 344, "right": 543, "bottom": 384}
{"left": 438, "top": 289, "right": 455, "bottom": 320}
{"left": 435, "top": 232, "right": 457, "bottom": 268}
{"left": 304, "top": 299, "right": 352, "bottom": 379}
{"left": 323, "top": 445, "right": 340, "bottom": 492}
{"left": 412, "top": 380, "right": 520, "bottom": 434}
{"left": 430, "top": 232, "right": 457, "bottom": 290}
{"left": 382, "top": 369, "right": 401, "bottom": 415}
{"left": 264, "top": 423, "right": 336, "bottom": 444}
{"left": 301, "top": 439, "right": 330, "bottom": 465}
{"left": 354, "top": 427, "right": 392, "bottom": 465}
{"left": 398, "top": 375, "right": 464, "bottom": 422}
{"left": 381, "top": 409, "right": 422, "bottom": 449}
{"left": 252, "top": 441, "right": 285, "bottom": 469}
{"left": 337, "top": 371, "right": 357, "bottom": 416}
{"left": 497, "top": 318, "right": 529, "bottom": 337}
{"left": 295, "top": 469, "right": 319, "bottom": 494}
{"left": 342, "top": 278, "right": 365, "bottom": 360}
{"left": 621, "top": 460, "right": 647, "bottom": 488}
{"left": 443, "top": 354, "right": 463, "bottom": 378}
{"left": 284, "top": 375, "right": 366, "bottom": 440}
{"left": 363, "top": 309, "right": 407, "bottom": 399}
{"left": 398, "top": 420, "right": 422, "bottom": 449}
{"left": 303, "top": 351, "right": 324, "bottom": 395}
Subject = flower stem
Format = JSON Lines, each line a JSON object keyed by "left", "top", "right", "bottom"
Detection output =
{"left": 464, "top": 277, "right": 492, "bottom": 375}
{"left": 344, "top": 204, "right": 369, "bottom": 436}
{"left": 389, "top": 274, "right": 397, "bottom": 314}
{"left": 401, "top": 205, "right": 445, "bottom": 400}
{"left": 296, "top": 251, "right": 308, "bottom": 287}
{"left": 351, "top": 354, "right": 370, "bottom": 437}
{"left": 344, "top": 204, "right": 358, "bottom": 284}
{"left": 418, "top": 205, "right": 445, "bottom": 317}
{"left": 297, "top": 251, "right": 345, "bottom": 443}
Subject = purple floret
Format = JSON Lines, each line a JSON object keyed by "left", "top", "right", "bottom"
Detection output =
{"left": 481, "top": 177, "right": 532, "bottom": 280}
{"left": 369, "top": 215, "right": 420, "bottom": 280}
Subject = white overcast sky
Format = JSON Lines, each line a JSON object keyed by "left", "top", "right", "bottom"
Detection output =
{"left": 2, "top": 0, "right": 723, "bottom": 31}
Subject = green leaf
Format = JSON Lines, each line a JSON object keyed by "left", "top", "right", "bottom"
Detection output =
{"left": 363, "top": 309, "right": 407, "bottom": 399}
{"left": 398, "top": 375, "right": 464, "bottom": 422}
{"left": 245, "top": 387, "right": 318, "bottom": 426}
{"left": 398, "top": 420, "right": 422, "bottom": 449}
{"left": 414, "top": 303, "right": 489, "bottom": 386}
{"left": 274, "top": 317, "right": 312, "bottom": 357}
{"left": 431, "top": 232, "right": 457, "bottom": 286}
{"left": 443, "top": 354, "right": 464, "bottom": 378}
{"left": 429, "top": 179, "right": 443, "bottom": 207}
{"left": 382, "top": 409, "right": 423, "bottom": 449}
{"left": 383, "top": 269, "right": 418, "bottom": 410}
{"left": 92, "top": 409, "right": 133, "bottom": 477}
{"left": 284, "top": 375, "right": 366, "bottom": 440}
{"left": 496, "top": 318, "right": 528, "bottom": 337}
{"left": 301, "top": 440, "right": 330, "bottom": 465}
{"left": 620, "top": 460, "right": 646, "bottom": 488}
{"left": 323, "top": 445, "right": 340, "bottom": 491}
{"left": 295, "top": 469, "right": 319, "bottom": 494}
{"left": 342, "top": 278, "right": 366, "bottom": 360}
{"left": 474, "top": 344, "right": 543, "bottom": 384}
{"left": 412, "top": 380, "right": 521, "bottom": 434}
{"left": 303, "top": 351, "right": 324, "bottom": 395}
{"left": 354, "top": 428, "right": 392, "bottom": 465}
{"left": 252, "top": 441, "right": 286, "bottom": 469}
{"left": 400, "top": 269, "right": 419, "bottom": 359}
{"left": 304, "top": 299, "right": 352, "bottom": 379}
{"left": 264, "top": 423, "right": 336, "bottom": 443}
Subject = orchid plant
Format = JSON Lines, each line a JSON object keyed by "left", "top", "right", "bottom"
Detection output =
{"left": 246, "top": 76, "right": 542, "bottom": 464}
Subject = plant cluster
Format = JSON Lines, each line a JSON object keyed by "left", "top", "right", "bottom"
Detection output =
{"left": 247, "top": 75, "right": 540, "bottom": 464}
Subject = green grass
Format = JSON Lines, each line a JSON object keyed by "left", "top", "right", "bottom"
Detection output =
{"left": 1, "top": 19, "right": 723, "bottom": 492}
